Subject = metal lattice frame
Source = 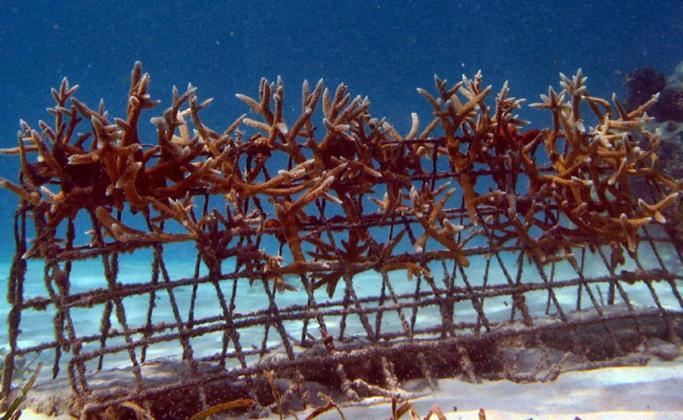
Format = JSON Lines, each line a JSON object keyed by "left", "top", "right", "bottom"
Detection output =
{"left": 1, "top": 64, "right": 682, "bottom": 416}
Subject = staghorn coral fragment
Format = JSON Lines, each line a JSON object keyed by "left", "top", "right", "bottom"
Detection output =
{"left": 28, "top": 129, "right": 68, "bottom": 181}
{"left": 409, "top": 185, "right": 469, "bottom": 266}
{"left": 95, "top": 206, "right": 194, "bottom": 244}
{"left": 530, "top": 87, "right": 569, "bottom": 133}
{"left": 379, "top": 261, "right": 429, "bottom": 280}
{"left": 0, "top": 144, "right": 38, "bottom": 155}
{"left": 95, "top": 206, "right": 148, "bottom": 243}
{"left": 638, "top": 192, "right": 680, "bottom": 224}
{"left": 619, "top": 213, "right": 653, "bottom": 252}
{"left": 114, "top": 159, "right": 147, "bottom": 209}
{"left": 0, "top": 178, "right": 41, "bottom": 205}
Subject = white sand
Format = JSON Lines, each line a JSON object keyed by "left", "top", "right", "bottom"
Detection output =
{"left": 295, "top": 357, "right": 683, "bottom": 419}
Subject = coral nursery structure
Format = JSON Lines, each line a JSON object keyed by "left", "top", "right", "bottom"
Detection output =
{"left": 1, "top": 63, "right": 682, "bottom": 417}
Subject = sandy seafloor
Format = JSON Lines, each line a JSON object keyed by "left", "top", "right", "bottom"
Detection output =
{"left": 1, "top": 237, "right": 682, "bottom": 419}
{"left": 297, "top": 358, "right": 683, "bottom": 419}
{"left": 15, "top": 357, "right": 683, "bottom": 419}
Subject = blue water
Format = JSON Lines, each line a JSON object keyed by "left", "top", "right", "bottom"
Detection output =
{"left": 1, "top": 0, "right": 682, "bottom": 377}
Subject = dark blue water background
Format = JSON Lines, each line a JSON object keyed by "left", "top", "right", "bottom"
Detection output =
{"left": 0, "top": 0, "right": 682, "bottom": 262}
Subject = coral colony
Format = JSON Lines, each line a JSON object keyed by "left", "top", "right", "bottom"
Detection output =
{"left": 0, "top": 62, "right": 681, "bottom": 416}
